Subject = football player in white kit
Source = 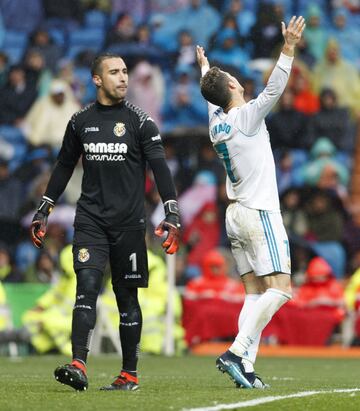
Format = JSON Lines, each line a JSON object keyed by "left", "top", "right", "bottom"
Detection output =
{"left": 196, "top": 16, "right": 305, "bottom": 389}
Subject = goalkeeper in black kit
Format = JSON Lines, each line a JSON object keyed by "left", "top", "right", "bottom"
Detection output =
{"left": 30, "top": 53, "right": 181, "bottom": 391}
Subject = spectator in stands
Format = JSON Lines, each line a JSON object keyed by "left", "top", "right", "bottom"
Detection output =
{"left": 0, "top": 0, "right": 43, "bottom": 33}
{"left": 225, "top": 0, "right": 256, "bottom": 38}
{"left": 343, "top": 266, "right": 360, "bottom": 346}
{"left": 330, "top": 7, "right": 360, "bottom": 70}
{"left": 293, "top": 257, "right": 345, "bottom": 323}
{"left": 0, "top": 243, "right": 22, "bottom": 283}
{"left": 185, "top": 248, "right": 244, "bottom": 301}
{"left": 175, "top": 30, "right": 197, "bottom": 68}
{"left": 0, "top": 52, "right": 9, "bottom": 88}
{"left": 303, "top": 3, "right": 328, "bottom": 61}
{"left": 105, "top": 12, "right": 136, "bottom": 48}
{"left": 345, "top": 267, "right": 360, "bottom": 312}
{"left": 42, "top": 0, "right": 84, "bottom": 31}
{"left": 21, "top": 244, "right": 76, "bottom": 355}
{"left": 23, "top": 49, "right": 53, "bottom": 97}
{"left": 208, "top": 28, "right": 251, "bottom": 78}
{"left": 249, "top": 2, "right": 283, "bottom": 59}
{"left": 290, "top": 65, "right": 319, "bottom": 115}
{"left": 13, "top": 147, "right": 52, "bottom": 193}
{"left": 127, "top": 60, "right": 164, "bottom": 128}
{"left": 304, "top": 191, "right": 345, "bottom": 275}
{"left": 295, "top": 37, "right": 316, "bottom": 69}
{"left": 177, "top": 0, "right": 221, "bottom": 48}
{"left": 0, "top": 10, "right": 4, "bottom": 49}
{"left": 312, "top": 38, "right": 360, "bottom": 118}
{"left": 343, "top": 209, "right": 360, "bottom": 274}
{"left": 149, "top": 13, "right": 181, "bottom": 53}
{"left": 0, "top": 65, "right": 37, "bottom": 125}
{"left": 300, "top": 137, "right": 349, "bottom": 190}
{"left": 281, "top": 187, "right": 308, "bottom": 240}
{"left": 275, "top": 151, "right": 302, "bottom": 195}
{"left": 182, "top": 248, "right": 245, "bottom": 346}
{"left": 0, "top": 157, "right": 24, "bottom": 246}
{"left": 21, "top": 79, "right": 81, "bottom": 150}
{"left": 162, "top": 64, "right": 208, "bottom": 132}
{"left": 268, "top": 88, "right": 308, "bottom": 150}
{"left": 56, "top": 58, "right": 84, "bottom": 103}
{"left": 134, "top": 23, "right": 152, "bottom": 48}
{"left": 308, "top": 88, "right": 354, "bottom": 152}
{"left": 24, "top": 250, "right": 60, "bottom": 284}
{"left": 111, "top": 0, "right": 147, "bottom": 24}
{"left": 208, "top": 12, "right": 242, "bottom": 51}
{"left": 27, "top": 29, "right": 63, "bottom": 74}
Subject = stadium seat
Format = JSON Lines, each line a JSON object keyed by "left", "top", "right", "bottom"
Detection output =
{"left": 48, "top": 28, "right": 66, "bottom": 48}
{"left": 67, "top": 28, "right": 105, "bottom": 58}
{"left": 3, "top": 30, "right": 27, "bottom": 48}
{"left": 0, "top": 125, "right": 26, "bottom": 144}
{"left": 84, "top": 10, "right": 108, "bottom": 30}
{"left": 1, "top": 46, "right": 24, "bottom": 64}
{"left": 68, "top": 28, "right": 105, "bottom": 48}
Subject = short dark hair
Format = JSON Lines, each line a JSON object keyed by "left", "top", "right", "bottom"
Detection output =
{"left": 200, "top": 67, "right": 231, "bottom": 109}
{"left": 91, "top": 52, "right": 123, "bottom": 76}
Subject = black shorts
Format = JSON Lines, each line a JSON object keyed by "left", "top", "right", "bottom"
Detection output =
{"left": 73, "top": 215, "right": 148, "bottom": 288}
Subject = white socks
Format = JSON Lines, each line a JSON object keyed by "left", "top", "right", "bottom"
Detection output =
{"left": 230, "top": 288, "right": 291, "bottom": 360}
{"left": 237, "top": 294, "right": 261, "bottom": 371}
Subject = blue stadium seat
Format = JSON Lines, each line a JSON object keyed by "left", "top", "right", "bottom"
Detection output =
{"left": 67, "top": 28, "right": 105, "bottom": 58}
{"left": 84, "top": 10, "right": 108, "bottom": 30}
{"left": 0, "top": 125, "right": 26, "bottom": 144}
{"left": 3, "top": 30, "right": 28, "bottom": 48}
{"left": 0, "top": 125, "right": 28, "bottom": 171}
{"left": 15, "top": 241, "right": 39, "bottom": 274}
{"left": 1, "top": 46, "right": 24, "bottom": 64}
{"left": 68, "top": 28, "right": 105, "bottom": 48}
{"left": 48, "top": 28, "right": 66, "bottom": 48}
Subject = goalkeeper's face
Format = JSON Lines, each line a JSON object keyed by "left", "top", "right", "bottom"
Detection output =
{"left": 95, "top": 57, "right": 128, "bottom": 102}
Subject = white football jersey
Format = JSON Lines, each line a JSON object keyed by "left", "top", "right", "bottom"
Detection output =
{"left": 203, "top": 53, "right": 294, "bottom": 211}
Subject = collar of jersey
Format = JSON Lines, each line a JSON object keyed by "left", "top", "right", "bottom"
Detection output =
{"left": 96, "top": 100, "right": 125, "bottom": 111}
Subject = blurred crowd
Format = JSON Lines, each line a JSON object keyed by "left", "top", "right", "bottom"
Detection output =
{"left": 1, "top": 0, "right": 360, "bottom": 351}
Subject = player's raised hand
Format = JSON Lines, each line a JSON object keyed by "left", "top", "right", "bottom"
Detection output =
{"left": 155, "top": 200, "right": 181, "bottom": 254}
{"left": 281, "top": 16, "right": 306, "bottom": 47}
{"left": 196, "top": 45, "right": 210, "bottom": 70}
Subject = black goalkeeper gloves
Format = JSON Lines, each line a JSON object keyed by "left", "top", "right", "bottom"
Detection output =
{"left": 155, "top": 200, "right": 181, "bottom": 254}
{"left": 30, "top": 196, "right": 55, "bottom": 249}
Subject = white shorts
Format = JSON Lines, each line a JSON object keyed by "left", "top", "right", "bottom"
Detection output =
{"left": 226, "top": 202, "right": 291, "bottom": 276}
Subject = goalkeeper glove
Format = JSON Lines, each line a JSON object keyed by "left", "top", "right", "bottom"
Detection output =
{"left": 30, "top": 196, "right": 55, "bottom": 249}
{"left": 155, "top": 200, "right": 181, "bottom": 254}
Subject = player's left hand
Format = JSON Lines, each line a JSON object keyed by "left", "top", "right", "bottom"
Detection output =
{"left": 281, "top": 16, "right": 306, "bottom": 47}
{"left": 155, "top": 200, "right": 181, "bottom": 254}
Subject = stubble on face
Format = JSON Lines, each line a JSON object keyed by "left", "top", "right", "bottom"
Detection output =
{"left": 98, "top": 57, "right": 128, "bottom": 104}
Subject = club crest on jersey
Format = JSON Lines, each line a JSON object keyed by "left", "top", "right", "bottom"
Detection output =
{"left": 78, "top": 248, "right": 90, "bottom": 263}
{"left": 113, "top": 122, "right": 126, "bottom": 137}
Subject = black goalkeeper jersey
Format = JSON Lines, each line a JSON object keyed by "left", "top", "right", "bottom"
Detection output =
{"left": 57, "top": 100, "right": 165, "bottom": 230}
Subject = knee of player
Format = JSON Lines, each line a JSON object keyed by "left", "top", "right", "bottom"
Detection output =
{"left": 262, "top": 273, "right": 292, "bottom": 297}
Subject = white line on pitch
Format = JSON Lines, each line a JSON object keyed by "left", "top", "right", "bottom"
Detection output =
{"left": 183, "top": 388, "right": 360, "bottom": 411}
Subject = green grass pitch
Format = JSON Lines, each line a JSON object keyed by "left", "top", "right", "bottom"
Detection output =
{"left": 0, "top": 354, "right": 359, "bottom": 411}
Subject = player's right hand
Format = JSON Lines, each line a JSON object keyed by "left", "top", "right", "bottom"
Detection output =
{"left": 31, "top": 213, "right": 48, "bottom": 249}
{"left": 155, "top": 200, "right": 181, "bottom": 254}
{"left": 196, "top": 45, "right": 210, "bottom": 70}
{"left": 30, "top": 196, "right": 54, "bottom": 248}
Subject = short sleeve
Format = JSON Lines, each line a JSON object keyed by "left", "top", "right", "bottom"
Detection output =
{"left": 139, "top": 118, "right": 165, "bottom": 160}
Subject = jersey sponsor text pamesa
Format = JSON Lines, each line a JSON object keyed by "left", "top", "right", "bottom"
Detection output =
{"left": 83, "top": 142, "right": 128, "bottom": 161}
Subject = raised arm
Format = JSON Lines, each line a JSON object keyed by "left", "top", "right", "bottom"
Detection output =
{"left": 196, "top": 45, "right": 219, "bottom": 118}
{"left": 244, "top": 16, "right": 306, "bottom": 134}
